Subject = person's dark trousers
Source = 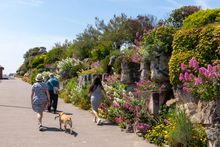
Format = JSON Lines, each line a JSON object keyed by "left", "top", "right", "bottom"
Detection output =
{"left": 52, "top": 94, "right": 58, "bottom": 113}
{"left": 48, "top": 90, "right": 58, "bottom": 113}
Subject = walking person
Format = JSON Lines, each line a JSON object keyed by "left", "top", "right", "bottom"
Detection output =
{"left": 46, "top": 73, "right": 59, "bottom": 114}
{"left": 31, "top": 73, "right": 50, "bottom": 131}
{"left": 88, "top": 76, "right": 106, "bottom": 125}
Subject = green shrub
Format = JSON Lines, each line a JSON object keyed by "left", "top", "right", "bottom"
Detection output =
{"left": 57, "top": 57, "right": 86, "bottom": 79}
{"left": 30, "top": 69, "right": 40, "bottom": 84}
{"left": 183, "top": 8, "right": 220, "bottom": 28}
{"left": 168, "top": 110, "right": 193, "bottom": 147}
{"left": 196, "top": 24, "right": 220, "bottom": 61}
{"left": 167, "top": 5, "right": 201, "bottom": 28}
{"left": 142, "top": 26, "right": 176, "bottom": 60}
{"left": 45, "top": 48, "right": 66, "bottom": 64}
{"left": 191, "top": 124, "right": 208, "bottom": 146}
{"left": 172, "top": 28, "right": 201, "bottom": 52}
{"left": 31, "top": 54, "right": 46, "bottom": 69}
{"left": 170, "top": 24, "right": 220, "bottom": 86}
{"left": 65, "top": 78, "right": 91, "bottom": 110}
{"left": 60, "top": 89, "right": 71, "bottom": 103}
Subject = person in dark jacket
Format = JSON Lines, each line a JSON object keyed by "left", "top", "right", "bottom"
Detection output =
{"left": 46, "top": 73, "right": 59, "bottom": 114}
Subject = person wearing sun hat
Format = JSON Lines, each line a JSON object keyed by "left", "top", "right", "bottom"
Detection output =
{"left": 31, "top": 73, "right": 50, "bottom": 131}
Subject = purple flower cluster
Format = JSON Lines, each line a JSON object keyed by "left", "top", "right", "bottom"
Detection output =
{"left": 136, "top": 123, "right": 149, "bottom": 132}
{"left": 199, "top": 64, "right": 220, "bottom": 78}
{"left": 179, "top": 57, "right": 220, "bottom": 99}
{"left": 189, "top": 57, "right": 199, "bottom": 69}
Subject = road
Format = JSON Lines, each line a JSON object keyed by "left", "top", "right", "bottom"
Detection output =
{"left": 0, "top": 79, "right": 156, "bottom": 147}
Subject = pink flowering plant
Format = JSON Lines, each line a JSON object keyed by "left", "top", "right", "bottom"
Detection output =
{"left": 179, "top": 57, "right": 220, "bottom": 100}
{"left": 131, "top": 47, "right": 142, "bottom": 63}
{"left": 134, "top": 79, "right": 164, "bottom": 93}
{"left": 103, "top": 74, "right": 151, "bottom": 132}
{"left": 90, "top": 60, "right": 100, "bottom": 69}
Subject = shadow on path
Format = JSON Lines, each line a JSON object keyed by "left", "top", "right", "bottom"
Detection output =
{"left": 47, "top": 110, "right": 73, "bottom": 116}
{"left": 42, "top": 126, "right": 78, "bottom": 137}
{"left": 0, "top": 104, "right": 31, "bottom": 109}
{"left": 99, "top": 120, "right": 116, "bottom": 126}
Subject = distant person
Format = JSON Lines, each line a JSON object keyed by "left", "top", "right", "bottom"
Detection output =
{"left": 88, "top": 76, "right": 106, "bottom": 125}
{"left": 46, "top": 73, "right": 59, "bottom": 114}
{"left": 31, "top": 73, "right": 50, "bottom": 131}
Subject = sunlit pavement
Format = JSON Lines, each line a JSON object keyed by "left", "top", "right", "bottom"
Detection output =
{"left": 0, "top": 79, "right": 156, "bottom": 147}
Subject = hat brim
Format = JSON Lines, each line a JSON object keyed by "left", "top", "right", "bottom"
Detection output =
{"left": 35, "top": 78, "right": 43, "bottom": 82}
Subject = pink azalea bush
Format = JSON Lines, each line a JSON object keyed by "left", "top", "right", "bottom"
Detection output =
{"left": 179, "top": 57, "right": 220, "bottom": 100}
{"left": 103, "top": 75, "right": 150, "bottom": 131}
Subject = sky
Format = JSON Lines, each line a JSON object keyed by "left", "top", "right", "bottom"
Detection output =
{"left": 0, "top": 0, "right": 219, "bottom": 74}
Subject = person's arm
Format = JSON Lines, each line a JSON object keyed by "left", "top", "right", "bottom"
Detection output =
{"left": 31, "top": 90, "right": 34, "bottom": 105}
{"left": 101, "top": 86, "right": 107, "bottom": 98}
{"left": 46, "top": 89, "right": 51, "bottom": 106}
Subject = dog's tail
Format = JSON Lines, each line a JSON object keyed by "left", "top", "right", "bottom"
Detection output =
{"left": 54, "top": 115, "right": 59, "bottom": 120}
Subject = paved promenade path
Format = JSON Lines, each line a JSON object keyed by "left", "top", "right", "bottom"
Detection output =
{"left": 0, "top": 79, "right": 156, "bottom": 147}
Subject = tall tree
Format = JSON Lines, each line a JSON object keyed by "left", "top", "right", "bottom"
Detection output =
{"left": 167, "top": 5, "right": 201, "bottom": 28}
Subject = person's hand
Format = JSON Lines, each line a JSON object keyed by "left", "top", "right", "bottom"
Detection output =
{"left": 47, "top": 100, "right": 51, "bottom": 106}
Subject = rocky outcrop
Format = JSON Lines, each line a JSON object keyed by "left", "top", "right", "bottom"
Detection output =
{"left": 121, "top": 57, "right": 140, "bottom": 84}
{"left": 207, "top": 126, "right": 220, "bottom": 147}
{"left": 150, "top": 53, "right": 170, "bottom": 82}
{"left": 174, "top": 88, "right": 220, "bottom": 125}
{"left": 174, "top": 88, "right": 220, "bottom": 147}
{"left": 140, "top": 59, "right": 150, "bottom": 80}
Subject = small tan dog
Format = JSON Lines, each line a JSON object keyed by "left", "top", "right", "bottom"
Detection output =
{"left": 55, "top": 112, "right": 73, "bottom": 133}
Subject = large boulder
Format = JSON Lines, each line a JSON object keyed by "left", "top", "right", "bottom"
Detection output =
{"left": 150, "top": 53, "right": 170, "bottom": 82}
{"left": 140, "top": 59, "right": 150, "bottom": 80}
{"left": 120, "top": 57, "right": 140, "bottom": 84}
{"left": 174, "top": 88, "right": 220, "bottom": 125}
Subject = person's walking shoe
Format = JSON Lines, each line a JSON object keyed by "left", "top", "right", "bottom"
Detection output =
{"left": 96, "top": 119, "right": 102, "bottom": 125}
{"left": 39, "top": 124, "right": 43, "bottom": 131}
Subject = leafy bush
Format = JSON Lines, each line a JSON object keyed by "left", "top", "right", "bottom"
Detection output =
{"left": 64, "top": 78, "right": 91, "bottom": 110}
{"left": 168, "top": 110, "right": 193, "bottom": 147}
{"left": 172, "top": 28, "right": 201, "bottom": 52}
{"left": 183, "top": 8, "right": 220, "bottom": 28}
{"left": 57, "top": 57, "right": 86, "bottom": 79}
{"left": 45, "top": 48, "right": 66, "bottom": 64}
{"left": 191, "top": 124, "right": 208, "bottom": 147}
{"left": 60, "top": 89, "right": 71, "bottom": 103}
{"left": 167, "top": 5, "right": 201, "bottom": 28}
{"left": 31, "top": 54, "right": 46, "bottom": 69}
{"left": 141, "top": 26, "right": 176, "bottom": 60}
{"left": 170, "top": 24, "right": 220, "bottom": 86}
{"left": 145, "top": 119, "right": 174, "bottom": 146}
{"left": 30, "top": 69, "right": 40, "bottom": 84}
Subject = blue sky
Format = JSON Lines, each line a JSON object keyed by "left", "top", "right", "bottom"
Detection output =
{"left": 0, "top": 0, "right": 219, "bottom": 74}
